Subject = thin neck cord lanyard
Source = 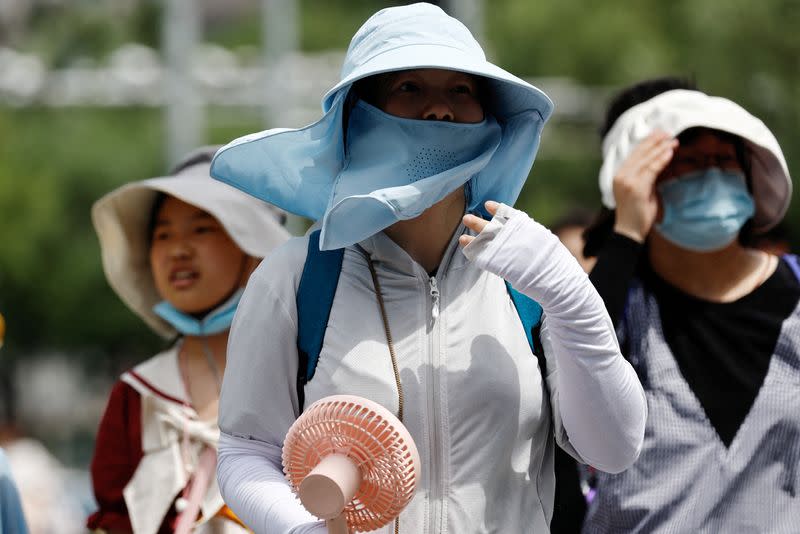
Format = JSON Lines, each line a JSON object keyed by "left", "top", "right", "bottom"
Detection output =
{"left": 173, "top": 341, "right": 225, "bottom": 533}
{"left": 199, "top": 339, "right": 223, "bottom": 391}
{"left": 366, "top": 257, "right": 405, "bottom": 422}
{"left": 366, "top": 256, "right": 404, "bottom": 534}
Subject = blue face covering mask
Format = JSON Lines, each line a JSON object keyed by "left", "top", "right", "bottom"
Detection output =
{"left": 153, "top": 288, "right": 244, "bottom": 336}
{"left": 656, "top": 168, "right": 755, "bottom": 252}
{"left": 318, "top": 100, "right": 503, "bottom": 250}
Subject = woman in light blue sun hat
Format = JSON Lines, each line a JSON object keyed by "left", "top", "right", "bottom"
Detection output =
{"left": 214, "top": 4, "right": 646, "bottom": 533}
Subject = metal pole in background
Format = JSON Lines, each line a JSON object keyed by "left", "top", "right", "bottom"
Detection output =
{"left": 442, "top": 0, "right": 484, "bottom": 42}
{"left": 262, "top": 0, "right": 307, "bottom": 235}
{"left": 163, "top": 0, "right": 203, "bottom": 167}
{"left": 262, "top": 0, "right": 299, "bottom": 126}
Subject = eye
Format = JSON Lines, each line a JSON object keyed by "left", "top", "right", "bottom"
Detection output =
{"left": 668, "top": 157, "right": 697, "bottom": 169}
{"left": 152, "top": 230, "right": 169, "bottom": 241}
{"left": 396, "top": 81, "right": 420, "bottom": 93}
{"left": 194, "top": 225, "right": 218, "bottom": 235}
{"left": 452, "top": 84, "right": 474, "bottom": 95}
{"left": 672, "top": 156, "right": 699, "bottom": 168}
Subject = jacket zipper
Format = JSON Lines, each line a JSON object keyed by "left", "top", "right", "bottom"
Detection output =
{"left": 427, "top": 274, "right": 442, "bottom": 533}
{"left": 429, "top": 276, "right": 440, "bottom": 322}
{"left": 425, "top": 230, "right": 462, "bottom": 534}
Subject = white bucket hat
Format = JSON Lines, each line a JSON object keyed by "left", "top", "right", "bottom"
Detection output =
{"left": 599, "top": 89, "right": 792, "bottom": 233}
{"left": 92, "top": 146, "right": 291, "bottom": 338}
{"left": 210, "top": 2, "right": 553, "bottom": 229}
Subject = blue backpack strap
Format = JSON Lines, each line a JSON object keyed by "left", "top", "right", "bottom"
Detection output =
{"left": 505, "top": 281, "right": 547, "bottom": 381}
{"left": 296, "top": 230, "right": 344, "bottom": 410}
{"left": 783, "top": 254, "right": 800, "bottom": 282}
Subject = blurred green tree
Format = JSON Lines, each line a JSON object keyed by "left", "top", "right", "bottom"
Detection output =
{"left": 487, "top": 0, "right": 799, "bottom": 225}
{"left": 0, "top": 0, "right": 797, "bottom": 401}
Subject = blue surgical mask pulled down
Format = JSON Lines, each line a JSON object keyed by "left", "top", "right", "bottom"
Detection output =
{"left": 153, "top": 288, "right": 244, "bottom": 337}
{"left": 319, "top": 100, "right": 503, "bottom": 250}
{"left": 656, "top": 168, "right": 755, "bottom": 252}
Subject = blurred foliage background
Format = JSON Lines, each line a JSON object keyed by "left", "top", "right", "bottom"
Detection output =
{"left": 0, "top": 0, "right": 798, "bottom": 466}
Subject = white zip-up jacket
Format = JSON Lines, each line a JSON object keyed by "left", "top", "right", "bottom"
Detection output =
{"left": 217, "top": 205, "right": 646, "bottom": 533}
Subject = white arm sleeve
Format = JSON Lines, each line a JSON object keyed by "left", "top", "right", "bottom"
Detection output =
{"left": 217, "top": 433, "right": 326, "bottom": 534}
{"left": 462, "top": 204, "right": 647, "bottom": 473}
{"left": 217, "top": 238, "right": 326, "bottom": 532}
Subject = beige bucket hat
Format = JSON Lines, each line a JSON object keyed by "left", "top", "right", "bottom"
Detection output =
{"left": 92, "top": 146, "right": 291, "bottom": 338}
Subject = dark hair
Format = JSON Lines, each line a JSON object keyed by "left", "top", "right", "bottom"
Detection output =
{"left": 145, "top": 190, "right": 181, "bottom": 346}
{"left": 169, "top": 145, "right": 219, "bottom": 175}
{"left": 748, "top": 220, "right": 795, "bottom": 254}
{"left": 146, "top": 192, "right": 168, "bottom": 250}
{"left": 351, "top": 74, "right": 394, "bottom": 109}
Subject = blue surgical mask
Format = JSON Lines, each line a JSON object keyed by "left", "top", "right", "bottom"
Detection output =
{"left": 318, "top": 100, "right": 503, "bottom": 250}
{"left": 153, "top": 288, "right": 244, "bottom": 336}
{"left": 656, "top": 168, "right": 755, "bottom": 252}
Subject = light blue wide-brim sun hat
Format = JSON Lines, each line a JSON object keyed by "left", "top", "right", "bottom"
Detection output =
{"left": 211, "top": 2, "right": 554, "bottom": 225}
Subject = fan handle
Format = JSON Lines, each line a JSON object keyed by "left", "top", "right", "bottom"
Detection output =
{"left": 325, "top": 516, "right": 349, "bottom": 534}
{"left": 299, "top": 453, "right": 361, "bottom": 527}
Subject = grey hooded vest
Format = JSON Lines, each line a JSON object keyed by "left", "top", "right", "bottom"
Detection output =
{"left": 584, "top": 275, "right": 800, "bottom": 534}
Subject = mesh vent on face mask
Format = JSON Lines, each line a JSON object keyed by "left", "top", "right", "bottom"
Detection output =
{"left": 406, "top": 147, "right": 459, "bottom": 182}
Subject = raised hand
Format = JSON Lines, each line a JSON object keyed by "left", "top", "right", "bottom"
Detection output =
{"left": 459, "top": 200, "right": 500, "bottom": 247}
{"left": 612, "top": 130, "right": 678, "bottom": 242}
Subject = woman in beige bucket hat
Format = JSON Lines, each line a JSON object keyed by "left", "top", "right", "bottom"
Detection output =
{"left": 86, "top": 146, "right": 290, "bottom": 534}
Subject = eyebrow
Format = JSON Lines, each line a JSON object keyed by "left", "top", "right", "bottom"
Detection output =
{"left": 153, "top": 212, "right": 215, "bottom": 226}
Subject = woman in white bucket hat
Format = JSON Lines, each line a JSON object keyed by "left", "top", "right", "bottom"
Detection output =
{"left": 580, "top": 78, "right": 799, "bottom": 533}
{"left": 214, "top": 4, "right": 646, "bottom": 533}
{"left": 87, "top": 146, "right": 290, "bottom": 534}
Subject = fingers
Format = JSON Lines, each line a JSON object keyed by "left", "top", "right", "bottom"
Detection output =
{"left": 614, "top": 132, "right": 678, "bottom": 196}
{"left": 628, "top": 131, "right": 675, "bottom": 165}
{"left": 459, "top": 202, "right": 505, "bottom": 249}
{"left": 649, "top": 139, "right": 678, "bottom": 172}
{"left": 462, "top": 213, "right": 488, "bottom": 234}
{"left": 611, "top": 131, "right": 677, "bottom": 242}
{"left": 460, "top": 212, "right": 489, "bottom": 248}
{"left": 628, "top": 131, "right": 678, "bottom": 186}
{"left": 635, "top": 129, "right": 672, "bottom": 151}
{"left": 642, "top": 138, "right": 678, "bottom": 177}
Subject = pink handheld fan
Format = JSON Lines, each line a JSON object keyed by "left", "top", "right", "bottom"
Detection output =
{"left": 282, "top": 395, "right": 421, "bottom": 534}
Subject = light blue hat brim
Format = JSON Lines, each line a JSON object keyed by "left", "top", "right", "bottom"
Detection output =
{"left": 211, "top": 93, "right": 347, "bottom": 221}
{"left": 211, "top": 3, "right": 554, "bottom": 224}
{"left": 321, "top": 42, "right": 553, "bottom": 121}
{"left": 211, "top": 52, "right": 553, "bottom": 221}
{"left": 211, "top": 77, "right": 549, "bottom": 224}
